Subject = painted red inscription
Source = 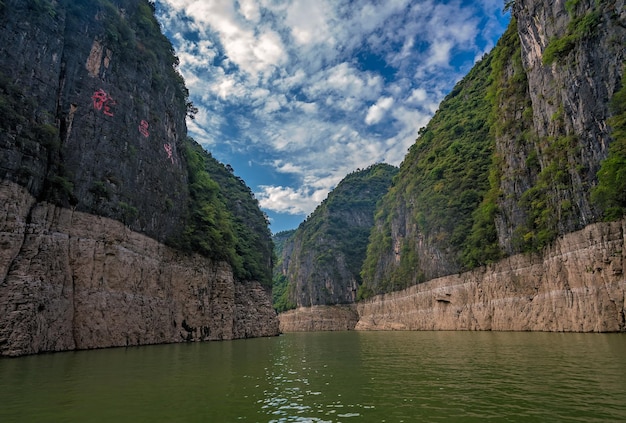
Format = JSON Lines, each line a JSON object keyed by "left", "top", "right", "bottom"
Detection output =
{"left": 139, "top": 120, "right": 149, "bottom": 137}
{"left": 164, "top": 143, "right": 174, "bottom": 164}
{"left": 91, "top": 89, "right": 116, "bottom": 116}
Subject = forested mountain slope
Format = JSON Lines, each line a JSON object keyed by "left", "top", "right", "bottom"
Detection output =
{"left": 274, "top": 164, "right": 398, "bottom": 309}
{"left": 359, "top": 0, "right": 625, "bottom": 298}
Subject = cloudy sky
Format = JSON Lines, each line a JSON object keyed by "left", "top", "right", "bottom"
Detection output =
{"left": 154, "top": 0, "right": 510, "bottom": 233}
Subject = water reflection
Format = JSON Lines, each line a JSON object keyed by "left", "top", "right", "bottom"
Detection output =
{"left": 260, "top": 333, "right": 368, "bottom": 422}
{"left": 256, "top": 332, "right": 626, "bottom": 422}
{"left": 1, "top": 332, "right": 625, "bottom": 422}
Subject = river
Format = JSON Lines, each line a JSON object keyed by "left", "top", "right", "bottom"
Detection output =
{"left": 1, "top": 331, "right": 625, "bottom": 422}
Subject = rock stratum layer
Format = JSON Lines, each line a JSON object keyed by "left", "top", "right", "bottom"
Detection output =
{"left": 278, "top": 305, "right": 358, "bottom": 332}
{"left": 356, "top": 220, "right": 625, "bottom": 332}
{"left": 0, "top": 181, "right": 278, "bottom": 357}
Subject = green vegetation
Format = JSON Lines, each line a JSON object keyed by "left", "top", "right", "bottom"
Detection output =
{"left": 272, "top": 274, "right": 295, "bottom": 313}
{"left": 272, "top": 230, "right": 297, "bottom": 312}
{"left": 177, "top": 140, "right": 238, "bottom": 265}
{"left": 592, "top": 69, "right": 626, "bottom": 220}
{"left": 543, "top": 3, "right": 602, "bottom": 65}
{"left": 300, "top": 164, "right": 398, "bottom": 279}
{"left": 462, "top": 19, "right": 527, "bottom": 266}
{"left": 314, "top": 164, "right": 398, "bottom": 281}
{"left": 177, "top": 139, "right": 274, "bottom": 287}
{"left": 360, "top": 52, "right": 496, "bottom": 298}
{"left": 276, "top": 164, "right": 397, "bottom": 307}
{"left": 198, "top": 145, "right": 274, "bottom": 287}
{"left": 516, "top": 134, "right": 580, "bottom": 251}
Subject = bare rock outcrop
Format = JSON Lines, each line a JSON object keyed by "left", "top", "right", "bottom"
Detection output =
{"left": 279, "top": 305, "right": 358, "bottom": 333}
{"left": 0, "top": 181, "right": 278, "bottom": 357}
{"left": 356, "top": 219, "right": 625, "bottom": 332}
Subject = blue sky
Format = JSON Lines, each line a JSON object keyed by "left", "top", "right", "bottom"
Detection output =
{"left": 154, "top": 0, "right": 510, "bottom": 233}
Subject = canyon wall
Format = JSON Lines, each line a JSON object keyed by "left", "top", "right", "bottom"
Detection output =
{"left": 356, "top": 219, "right": 625, "bottom": 332}
{"left": 0, "top": 1, "right": 279, "bottom": 357}
{"left": 278, "top": 305, "right": 358, "bottom": 333}
{"left": 276, "top": 1, "right": 626, "bottom": 333}
{"left": 0, "top": 181, "right": 278, "bottom": 357}
{"left": 277, "top": 165, "right": 397, "bottom": 308}
{"left": 359, "top": 0, "right": 625, "bottom": 298}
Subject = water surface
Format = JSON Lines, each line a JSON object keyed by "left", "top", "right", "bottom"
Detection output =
{"left": 1, "top": 331, "right": 625, "bottom": 422}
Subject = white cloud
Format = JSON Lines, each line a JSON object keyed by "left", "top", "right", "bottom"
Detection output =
{"left": 407, "top": 87, "right": 428, "bottom": 104}
{"left": 305, "top": 62, "right": 383, "bottom": 101}
{"left": 174, "top": 1, "right": 287, "bottom": 81}
{"left": 284, "top": 0, "right": 334, "bottom": 46}
{"left": 256, "top": 185, "right": 328, "bottom": 215}
{"left": 238, "top": 0, "right": 261, "bottom": 22}
{"left": 365, "top": 96, "right": 395, "bottom": 125}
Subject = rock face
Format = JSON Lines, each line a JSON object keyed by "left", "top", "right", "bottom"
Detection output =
{"left": 357, "top": 220, "right": 625, "bottom": 332}
{"left": 0, "top": 0, "right": 189, "bottom": 242}
{"left": 277, "top": 164, "right": 397, "bottom": 308}
{"left": 360, "top": 0, "right": 626, "bottom": 297}
{"left": 0, "top": 1, "right": 279, "bottom": 356}
{"left": 0, "top": 181, "right": 278, "bottom": 357}
{"left": 278, "top": 305, "right": 358, "bottom": 333}
{"left": 495, "top": 0, "right": 626, "bottom": 249}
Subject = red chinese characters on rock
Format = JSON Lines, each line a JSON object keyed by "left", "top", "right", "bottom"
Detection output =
{"left": 90, "top": 89, "right": 174, "bottom": 164}
{"left": 91, "top": 89, "right": 116, "bottom": 116}
{"left": 164, "top": 143, "right": 175, "bottom": 164}
{"left": 139, "top": 120, "right": 149, "bottom": 137}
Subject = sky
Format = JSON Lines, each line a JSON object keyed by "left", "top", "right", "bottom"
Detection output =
{"left": 154, "top": 0, "right": 511, "bottom": 234}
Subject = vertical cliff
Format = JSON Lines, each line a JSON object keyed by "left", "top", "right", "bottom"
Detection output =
{"left": 360, "top": 0, "right": 625, "bottom": 298}
{"left": 0, "top": 0, "right": 278, "bottom": 356}
{"left": 1, "top": 0, "right": 188, "bottom": 240}
{"left": 276, "top": 164, "right": 397, "bottom": 308}
{"left": 360, "top": 56, "right": 496, "bottom": 295}
{"left": 498, "top": 0, "right": 626, "bottom": 250}
{"left": 357, "top": 219, "right": 625, "bottom": 333}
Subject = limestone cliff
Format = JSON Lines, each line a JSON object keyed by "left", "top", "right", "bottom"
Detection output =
{"left": 275, "top": 164, "right": 397, "bottom": 308}
{"left": 279, "top": 220, "right": 625, "bottom": 333}
{"left": 0, "top": 182, "right": 278, "bottom": 357}
{"left": 0, "top": 0, "right": 189, "bottom": 241}
{"left": 280, "top": 0, "right": 626, "bottom": 333}
{"left": 357, "top": 219, "right": 625, "bottom": 332}
{"left": 0, "top": 0, "right": 278, "bottom": 356}
{"left": 360, "top": 0, "right": 626, "bottom": 297}
{"left": 278, "top": 305, "right": 358, "bottom": 333}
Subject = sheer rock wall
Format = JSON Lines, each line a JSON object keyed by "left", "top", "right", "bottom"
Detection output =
{"left": 356, "top": 220, "right": 625, "bottom": 332}
{"left": 278, "top": 305, "right": 359, "bottom": 332}
{"left": 0, "top": 181, "right": 278, "bottom": 357}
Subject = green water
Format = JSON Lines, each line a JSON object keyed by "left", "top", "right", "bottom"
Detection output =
{"left": 1, "top": 332, "right": 625, "bottom": 422}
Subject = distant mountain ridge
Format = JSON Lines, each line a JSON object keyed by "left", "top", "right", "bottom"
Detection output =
{"left": 273, "top": 164, "right": 398, "bottom": 310}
